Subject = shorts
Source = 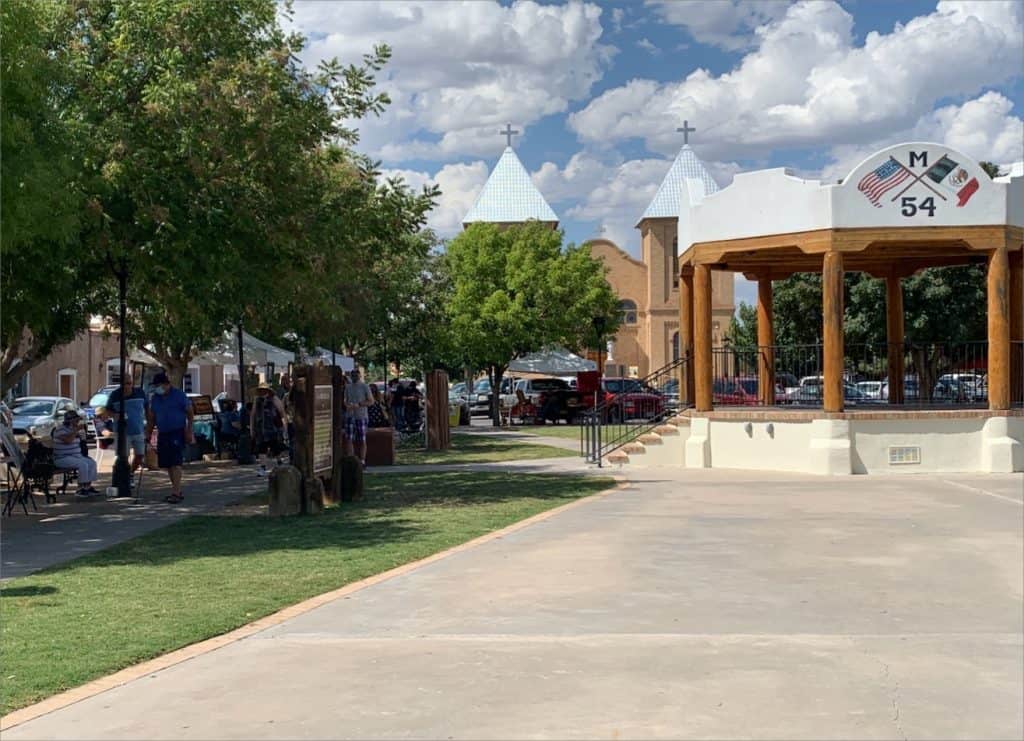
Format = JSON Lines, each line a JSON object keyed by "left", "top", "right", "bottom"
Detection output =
{"left": 157, "top": 430, "right": 185, "bottom": 469}
{"left": 345, "top": 417, "right": 368, "bottom": 443}
{"left": 126, "top": 433, "right": 146, "bottom": 456}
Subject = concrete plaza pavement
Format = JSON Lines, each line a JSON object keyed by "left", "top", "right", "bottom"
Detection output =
{"left": 4, "top": 467, "right": 1023, "bottom": 740}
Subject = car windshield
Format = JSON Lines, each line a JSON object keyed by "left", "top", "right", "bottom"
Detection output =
{"left": 532, "top": 379, "right": 566, "bottom": 392}
{"left": 473, "top": 380, "right": 491, "bottom": 392}
{"left": 737, "top": 379, "right": 757, "bottom": 394}
{"left": 12, "top": 400, "right": 55, "bottom": 416}
{"left": 88, "top": 391, "right": 111, "bottom": 407}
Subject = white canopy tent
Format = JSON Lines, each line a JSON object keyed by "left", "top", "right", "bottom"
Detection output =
{"left": 507, "top": 347, "right": 596, "bottom": 375}
{"left": 125, "top": 332, "right": 294, "bottom": 368}
{"left": 305, "top": 347, "right": 355, "bottom": 372}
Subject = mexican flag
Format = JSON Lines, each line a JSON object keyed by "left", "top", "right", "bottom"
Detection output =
{"left": 926, "top": 155, "right": 980, "bottom": 207}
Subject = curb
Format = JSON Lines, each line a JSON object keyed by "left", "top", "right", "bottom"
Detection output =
{"left": 1, "top": 475, "right": 628, "bottom": 731}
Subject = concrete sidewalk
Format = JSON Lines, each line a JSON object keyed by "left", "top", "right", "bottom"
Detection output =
{"left": 5, "top": 467, "right": 1022, "bottom": 739}
{"left": 1, "top": 462, "right": 266, "bottom": 579}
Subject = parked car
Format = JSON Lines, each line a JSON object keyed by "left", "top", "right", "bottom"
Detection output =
{"left": 879, "top": 376, "right": 920, "bottom": 401}
{"left": 856, "top": 381, "right": 883, "bottom": 400}
{"left": 785, "top": 376, "right": 865, "bottom": 404}
{"left": 469, "top": 377, "right": 513, "bottom": 416}
{"left": 713, "top": 377, "right": 759, "bottom": 406}
{"left": 9, "top": 396, "right": 80, "bottom": 447}
{"left": 599, "top": 377, "right": 665, "bottom": 423}
{"left": 510, "top": 377, "right": 571, "bottom": 407}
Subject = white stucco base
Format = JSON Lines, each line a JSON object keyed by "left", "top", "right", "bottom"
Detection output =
{"left": 685, "top": 411, "right": 1024, "bottom": 475}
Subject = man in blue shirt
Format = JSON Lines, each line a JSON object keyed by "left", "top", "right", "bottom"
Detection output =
{"left": 145, "top": 372, "right": 194, "bottom": 504}
{"left": 106, "top": 375, "right": 150, "bottom": 488}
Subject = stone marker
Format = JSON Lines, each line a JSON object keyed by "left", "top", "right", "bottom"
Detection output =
{"left": 268, "top": 465, "right": 303, "bottom": 517}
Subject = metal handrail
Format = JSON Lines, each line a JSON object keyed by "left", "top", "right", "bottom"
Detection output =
{"left": 580, "top": 354, "right": 691, "bottom": 466}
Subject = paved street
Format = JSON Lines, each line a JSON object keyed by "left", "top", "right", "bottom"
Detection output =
{"left": 5, "top": 466, "right": 1022, "bottom": 740}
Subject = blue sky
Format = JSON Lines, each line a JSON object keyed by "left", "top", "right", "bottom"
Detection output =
{"left": 291, "top": 1, "right": 1024, "bottom": 308}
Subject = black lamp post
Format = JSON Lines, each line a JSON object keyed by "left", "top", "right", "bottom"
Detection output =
{"left": 111, "top": 257, "right": 133, "bottom": 497}
{"left": 235, "top": 321, "right": 253, "bottom": 464}
{"left": 591, "top": 315, "right": 607, "bottom": 376}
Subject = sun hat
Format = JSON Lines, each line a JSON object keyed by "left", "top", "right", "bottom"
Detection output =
{"left": 257, "top": 382, "right": 272, "bottom": 391}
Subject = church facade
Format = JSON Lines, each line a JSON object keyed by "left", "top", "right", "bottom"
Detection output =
{"left": 591, "top": 143, "right": 734, "bottom": 378}
{"left": 462, "top": 127, "right": 733, "bottom": 380}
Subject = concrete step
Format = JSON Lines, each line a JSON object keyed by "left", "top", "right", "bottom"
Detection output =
{"left": 622, "top": 442, "right": 646, "bottom": 455}
{"left": 653, "top": 425, "right": 679, "bottom": 436}
{"left": 637, "top": 433, "right": 663, "bottom": 445}
{"left": 606, "top": 451, "right": 630, "bottom": 465}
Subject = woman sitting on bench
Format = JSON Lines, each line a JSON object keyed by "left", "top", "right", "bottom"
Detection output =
{"left": 52, "top": 410, "right": 100, "bottom": 499}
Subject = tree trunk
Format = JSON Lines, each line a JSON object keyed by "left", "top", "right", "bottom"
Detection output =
{"left": 490, "top": 365, "right": 507, "bottom": 427}
{"left": 1, "top": 329, "right": 46, "bottom": 396}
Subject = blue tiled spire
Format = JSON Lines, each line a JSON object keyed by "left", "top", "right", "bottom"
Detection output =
{"left": 638, "top": 145, "right": 720, "bottom": 223}
{"left": 463, "top": 147, "right": 558, "bottom": 226}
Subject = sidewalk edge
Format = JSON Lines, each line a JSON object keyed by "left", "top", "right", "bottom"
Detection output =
{"left": 0, "top": 475, "right": 627, "bottom": 731}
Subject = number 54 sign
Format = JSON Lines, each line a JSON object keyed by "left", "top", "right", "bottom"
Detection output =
{"left": 857, "top": 150, "right": 980, "bottom": 216}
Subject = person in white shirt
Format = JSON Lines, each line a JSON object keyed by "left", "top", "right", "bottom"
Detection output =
{"left": 52, "top": 410, "right": 99, "bottom": 499}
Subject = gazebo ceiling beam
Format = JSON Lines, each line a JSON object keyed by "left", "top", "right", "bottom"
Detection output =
{"left": 683, "top": 225, "right": 1022, "bottom": 268}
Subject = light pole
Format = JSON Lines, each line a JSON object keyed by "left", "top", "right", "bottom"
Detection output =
{"left": 111, "top": 257, "right": 132, "bottom": 497}
{"left": 236, "top": 321, "right": 253, "bottom": 464}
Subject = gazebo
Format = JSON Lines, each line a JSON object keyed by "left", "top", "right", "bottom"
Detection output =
{"left": 675, "top": 143, "right": 1023, "bottom": 474}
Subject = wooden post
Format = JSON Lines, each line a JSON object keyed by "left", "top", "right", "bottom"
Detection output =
{"left": 1010, "top": 251, "right": 1023, "bottom": 405}
{"left": 756, "top": 276, "right": 775, "bottom": 406}
{"left": 425, "top": 370, "right": 450, "bottom": 450}
{"left": 988, "top": 246, "right": 1011, "bottom": 410}
{"left": 679, "top": 266, "right": 695, "bottom": 407}
{"left": 694, "top": 263, "right": 713, "bottom": 412}
{"left": 822, "top": 251, "right": 844, "bottom": 413}
{"left": 885, "top": 272, "right": 905, "bottom": 405}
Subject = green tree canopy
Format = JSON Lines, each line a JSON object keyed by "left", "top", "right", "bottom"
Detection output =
{"left": 445, "top": 222, "right": 619, "bottom": 425}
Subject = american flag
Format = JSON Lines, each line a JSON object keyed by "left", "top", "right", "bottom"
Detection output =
{"left": 857, "top": 157, "right": 911, "bottom": 207}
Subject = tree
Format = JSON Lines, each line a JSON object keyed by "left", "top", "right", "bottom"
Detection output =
{"left": 57, "top": 0, "right": 399, "bottom": 384}
{"left": 726, "top": 302, "right": 758, "bottom": 349}
{"left": 0, "top": 0, "right": 97, "bottom": 393}
{"left": 445, "top": 222, "right": 619, "bottom": 426}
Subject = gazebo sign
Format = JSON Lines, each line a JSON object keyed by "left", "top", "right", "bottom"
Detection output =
{"left": 837, "top": 143, "right": 1000, "bottom": 227}
{"left": 855, "top": 150, "right": 979, "bottom": 213}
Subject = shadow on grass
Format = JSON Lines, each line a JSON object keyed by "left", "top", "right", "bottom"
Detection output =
{"left": 28, "top": 472, "right": 606, "bottom": 572}
{"left": 1, "top": 585, "right": 58, "bottom": 597}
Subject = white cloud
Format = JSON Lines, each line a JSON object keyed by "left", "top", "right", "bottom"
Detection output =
{"left": 646, "top": 0, "right": 789, "bottom": 50}
{"left": 636, "top": 37, "right": 661, "bottom": 55}
{"left": 381, "top": 162, "right": 490, "bottom": 236}
{"left": 819, "top": 92, "right": 1024, "bottom": 182}
{"left": 291, "top": 0, "right": 615, "bottom": 162}
{"left": 571, "top": 1, "right": 1024, "bottom": 162}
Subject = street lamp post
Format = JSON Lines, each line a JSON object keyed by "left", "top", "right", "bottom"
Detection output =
{"left": 236, "top": 321, "right": 253, "bottom": 464}
{"left": 111, "top": 257, "right": 132, "bottom": 497}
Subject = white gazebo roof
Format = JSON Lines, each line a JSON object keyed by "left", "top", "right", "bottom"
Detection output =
{"left": 463, "top": 147, "right": 558, "bottom": 226}
{"left": 638, "top": 144, "right": 720, "bottom": 225}
{"left": 679, "top": 142, "right": 1024, "bottom": 252}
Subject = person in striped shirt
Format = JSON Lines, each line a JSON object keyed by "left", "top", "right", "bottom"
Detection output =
{"left": 51, "top": 410, "right": 100, "bottom": 499}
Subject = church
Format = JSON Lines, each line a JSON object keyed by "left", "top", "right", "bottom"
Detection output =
{"left": 462, "top": 124, "right": 734, "bottom": 379}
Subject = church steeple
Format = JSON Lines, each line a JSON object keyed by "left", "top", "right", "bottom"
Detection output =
{"left": 637, "top": 142, "right": 720, "bottom": 225}
{"left": 462, "top": 125, "right": 558, "bottom": 229}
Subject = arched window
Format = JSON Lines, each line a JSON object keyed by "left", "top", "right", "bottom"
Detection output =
{"left": 619, "top": 300, "right": 638, "bottom": 325}
{"left": 672, "top": 332, "right": 679, "bottom": 361}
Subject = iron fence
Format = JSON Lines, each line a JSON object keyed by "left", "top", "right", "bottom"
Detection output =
{"left": 708, "top": 341, "right": 991, "bottom": 408}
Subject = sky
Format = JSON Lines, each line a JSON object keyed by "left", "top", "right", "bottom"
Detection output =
{"left": 289, "top": 0, "right": 1024, "bottom": 308}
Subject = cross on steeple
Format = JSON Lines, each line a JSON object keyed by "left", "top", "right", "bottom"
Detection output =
{"left": 677, "top": 119, "right": 696, "bottom": 146}
{"left": 500, "top": 123, "right": 520, "bottom": 148}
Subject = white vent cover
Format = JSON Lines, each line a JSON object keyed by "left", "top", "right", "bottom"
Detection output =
{"left": 888, "top": 446, "right": 921, "bottom": 465}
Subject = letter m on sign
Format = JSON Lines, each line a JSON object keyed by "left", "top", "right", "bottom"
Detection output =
{"left": 909, "top": 151, "right": 928, "bottom": 168}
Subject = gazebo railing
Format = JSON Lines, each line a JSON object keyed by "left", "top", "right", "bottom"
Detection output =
{"left": 710, "top": 341, "right": 993, "bottom": 408}
{"left": 1013, "top": 341, "right": 1024, "bottom": 408}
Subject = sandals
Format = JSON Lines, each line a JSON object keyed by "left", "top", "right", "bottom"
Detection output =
{"left": 164, "top": 493, "right": 184, "bottom": 504}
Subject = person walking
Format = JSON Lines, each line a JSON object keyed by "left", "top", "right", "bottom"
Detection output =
{"left": 52, "top": 410, "right": 100, "bottom": 499}
{"left": 277, "top": 373, "right": 296, "bottom": 462}
{"left": 388, "top": 379, "right": 406, "bottom": 431}
{"left": 251, "top": 382, "right": 286, "bottom": 476}
{"left": 106, "top": 375, "right": 150, "bottom": 491}
{"left": 344, "top": 369, "right": 373, "bottom": 466}
{"left": 145, "top": 372, "right": 194, "bottom": 504}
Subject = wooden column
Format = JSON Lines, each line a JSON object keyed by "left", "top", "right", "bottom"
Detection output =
{"left": 694, "top": 263, "right": 713, "bottom": 412}
{"left": 679, "top": 266, "right": 695, "bottom": 407}
{"left": 885, "top": 272, "right": 905, "bottom": 406}
{"left": 756, "top": 276, "right": 775, "bottom": 406}
{"left": 822, "top": 251, "right": 845, "bottom": 413}
{"left": 1010, "top": 251, "right": 1023, "bottom": 405}
{"left": 988, "top": 246, "right": 1011, "bottom": 410}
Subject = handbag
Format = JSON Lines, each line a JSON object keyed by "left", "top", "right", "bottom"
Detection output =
{"left": 145, "top": 445, "right": 159, "bottom": 470}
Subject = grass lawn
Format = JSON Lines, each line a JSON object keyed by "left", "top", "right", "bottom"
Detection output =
{"left": 396, "top": 431, "right": 576, "bottom": 465}
{"left": 510, "top": 424, "right": 583, "bottom": 441}
{"left": 0, "top": 471, "right": 613, "bottom": 715}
